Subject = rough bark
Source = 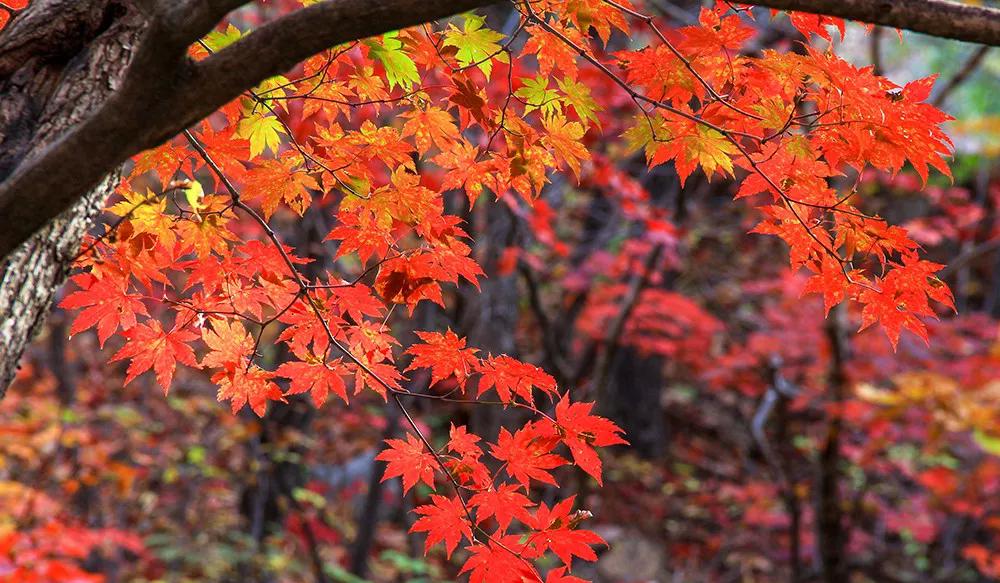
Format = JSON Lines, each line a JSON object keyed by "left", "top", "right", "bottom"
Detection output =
{"left": 0, "top": 175, "right": 119, "bottom": 395}
{"left": 0, "top": 0, "right": 141, "bottom": 394}
{"left": 746, "top": 0, "right": 1000, "bottom": 46}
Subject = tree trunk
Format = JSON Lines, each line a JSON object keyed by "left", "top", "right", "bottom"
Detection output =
{"left": 0, "top": 0, "right": 142, "bottom": 394}
{"left": 606, "top": 348, "right": 667, "bottom": 458}
{"left": 817, "top": 302, "right": 849, "bottom": 582}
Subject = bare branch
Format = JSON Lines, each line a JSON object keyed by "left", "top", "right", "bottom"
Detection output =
{"left": 932, "top": 46, "right": 991, "bottom": 107}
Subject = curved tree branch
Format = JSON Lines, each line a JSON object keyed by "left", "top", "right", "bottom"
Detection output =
{"left": 0, "top": 0, "right": 497, "bottom": 260}
{"left": 744, "top": 0, "right": 1000, "bottom": 47}
{"left": 0, "top": 0, "right": 997, "bottom": 263}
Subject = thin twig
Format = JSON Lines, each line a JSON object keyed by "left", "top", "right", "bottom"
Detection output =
{"left": 932, "top": 46, "right": 991, "bottom": 108}
{"left": 589, "top": 243, "right": 664, "bottom": 409}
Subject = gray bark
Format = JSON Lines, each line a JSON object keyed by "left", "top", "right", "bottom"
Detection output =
{"left": 0, "top": 0, "right": 141, "bottom": 394}
{"left": 0, "top": 174, "right": 119, "bottom": 395}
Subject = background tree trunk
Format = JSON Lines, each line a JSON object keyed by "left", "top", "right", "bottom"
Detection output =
{"left": 0, "top": 0, "right": 142, "bottom": 394}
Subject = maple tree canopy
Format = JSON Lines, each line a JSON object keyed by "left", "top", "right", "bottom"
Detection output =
{"left": 0, "top": 0, "right": 998, "bottom": 260}
{"left": 0, "top": 0, "right": 997, "bottom": 581}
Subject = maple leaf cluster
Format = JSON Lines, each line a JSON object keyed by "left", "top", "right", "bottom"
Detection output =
{"left": 380, "top": 402, "right": 626, "bottom": 578}
{"left": 615, "top": 6, "right": 954, "bottom": 348}
{"left": 55, "top": 0, "right": 962, "bottom": 579}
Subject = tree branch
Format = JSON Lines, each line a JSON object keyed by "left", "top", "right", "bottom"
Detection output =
{"left": 153, "top": 0, "right": 252, "bottom": 51}
{"left": 0, "top": 0, "right": 498, "bottom": 260}
{"left": 0, "top": 0, "right": 113, "bottom": 77}
{"left": 518, "top": 261, "right": 571, "bottom": 384}
{"left": 932, "top": 45, "right": 991, "bottom": 107}
{"left": 0, "top": 0, "right": 994, "bottom": 262}
{"left": 743, "top": 0, "right": 1000, "bottom": 46}
{"left": 588, "top": 243, "right": 664, "bottom": 409}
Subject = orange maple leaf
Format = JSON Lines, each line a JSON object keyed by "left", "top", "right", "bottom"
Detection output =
{"left": 110, "top": 320, "right": 198, "bottom": 392}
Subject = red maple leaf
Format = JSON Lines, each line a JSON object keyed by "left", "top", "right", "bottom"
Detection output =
{"left": 491, "top": 424, "right": 566, "bottom": 487}
{"left": 525, "top": 496, "right": 605, "bottom": 566}
{"left": 476, "top": 356, "right": 558, "bottom": 404}
{"left": 200, "top": 319, "right": 285, "bottom": 416}
{"left": 411, "top": 494, "right": 472, "bottom": 558}
{"left": 213, "top": 364, "right": 285, "bottom": 417}
{"left": 802, "top": 253, "right": 851, "bottom": 316}
{"left": 60, "top": 273, "right": 149, "bottom": 348}
{"left": 375, "top": 433, "right": 436, "bottom": 494}
{"left": 241, "top": 156, "right": 320, "bottom": 219}
{"left": 201, "top": 319, "right": 254, "bottom": 373}
{"left": 447, "top": 424, "right": 482, "bottom": 457}
{"left": 326, "top": 207, "right": 395, "bottom": 264}
{"left": 401, "top": 105, "right": 460, "bottom": 154}
{"left": 460, "top": 537, "right": 541, "bottom": 583}
{"left": 784, "top": 11, "right": 845, "bottom": 42}
{"left": 276, "top": 357, "right": 351, "bottom": 407}
{"left": 405, "top": 329, "right": 479, "bottom": 389}
{"left": 680, "top": 7, "right": 755, "bottom": 54}
{"left": 469, "top": 483, "right": 535, "bottom": 531}
{"left": 445, "top": 424, "right": 491, "bottom": 488}
{"left": 552, "top": 397, "right": 628, "bottom": 485}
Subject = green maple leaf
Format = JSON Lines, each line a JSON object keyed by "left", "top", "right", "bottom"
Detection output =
{"left": 202, "top": 24, "right": 243, "bottom": 52}
{"left": 365, "top": 31, "right": 419, "bottom": 91}
{"left": 237, "top": 113, "right": 287, "bottom": 158}
{"left": 557, "top": 77, "right": 602, "bottom": 129}
{"left": 183, "top": 179, "right": 205, "bottom": 213}
{"left": 443, "top": 14, "right": 509, "bottom": 78}
{"left": 683, "top": 125, "right": 738, "bottom": 179}
{"left": 253, "top": 75, "right": 291, "bottom": 107}
{"left": 622, "top": 113, "right": 671, "bottom": 158}
{"left": 515, "top": 75, "right": 562, "bottom": 118}
{"left": 975, "top": 429, "right": 1000, "bottom": 456}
